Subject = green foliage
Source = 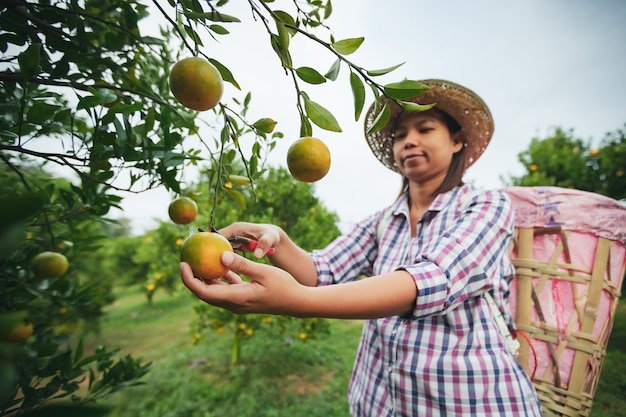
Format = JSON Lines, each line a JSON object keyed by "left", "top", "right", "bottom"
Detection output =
{"left": 132, "top": 223, "right": 187, "bottom": 302}
{"left": 199, "top": 166, "right": 341, "bottom": 251}
{"left": 0, "top": 163, "right": 150, "bottom": 416}
{"left": 506, "top": 124, "right": 626, "bottom": 201}
{"left": 596, "top": 124, "right": 626, "bottom": 200}
{"left": 0, "top": 0, "right": 468, "bottom": 413}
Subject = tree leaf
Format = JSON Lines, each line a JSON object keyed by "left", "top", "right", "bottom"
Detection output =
{"left": 324, "top": 0, "right": 333, "bottom": 19}
{"left": 324, "top": 59, "right": 341, "bottom": 81}
{"left": 366, "top": 62, "right": 405, "bottom": 77}
{"left": 400, "top": 101, "right": 435, "bottom": 112}
{"left": 158, "top": 166, "right": 180, "bottom": 193}
{"left": 299, "top": 112, "right": 313, "bottom": 137}
{"left": 77, "top": 95, "right": 101, "bottom": 110}
{"left": 27, "top": 102, "right": 61, "bottom": 125}
{"left": 366, "top": 103, "right": 390, "bottom": 135}
{"left": 331, "top": 37, "right": 364, "bottom": 55}
{"left": 18, "top": 43, "right": 41, "bottom": 80}
{"left": 209, "top": 24, "right": 229, "bottom": 35}
{"left": 208, "top": 58, "right": 240, "bottom": 90}
{"left": 304, "top": 98, "right": 342, "bottom": 132}
{"left": 295, "top": 67, "right": 326, "bottom": 85}
{"left": 273, "top": 10, "right": 297, "bottom": 35}
{"left": 349, "top": 72, "right": 365, "bottom": 121}
{"left": 251, "top": 118, "right": 278, "bottom": 133}
{"left": 275, "top": 20, "right": 290, "bottom": 51}
{"left": 270, "top": 34, "right": 292, "bottom": 69}
{"left": 224, "top": 188, "right": 247, "bottom": 210}
{"left": 383, "top": 79, "right": 430, "bottom": 100}
{"left": 182, "top": 10, "right": 241, "bottom": 23}
{"left": 228, "top": 174, "right": 251, "bottom": 186}
{"left": 0, "top": 192, "right": 45, "bottom": 233}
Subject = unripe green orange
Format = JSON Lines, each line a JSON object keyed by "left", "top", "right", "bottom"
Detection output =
{"left": 31, "top": 251, "right": 69, "bottom": 279}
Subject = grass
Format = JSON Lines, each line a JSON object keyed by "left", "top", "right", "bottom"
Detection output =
{"left": 77, "top": 286, "right": 361, "bottom": 417}
{"left": 72, "top": 287, "right": 625, "bottom": 417}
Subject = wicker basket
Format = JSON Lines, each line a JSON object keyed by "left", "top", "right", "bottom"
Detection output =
{"left": 504, "top": 187, "right": 626, "bottom": 417}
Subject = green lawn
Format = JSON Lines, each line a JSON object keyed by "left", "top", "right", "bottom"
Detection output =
{"left": 74, "top": 287, "right": 625, "bottom": 417}
{"left": 78, "top": 287, "right": 361, "bottom": 417}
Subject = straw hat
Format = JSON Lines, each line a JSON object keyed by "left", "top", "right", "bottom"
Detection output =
{"left": 363, "top": 79, "right": 493, "bottom": 172}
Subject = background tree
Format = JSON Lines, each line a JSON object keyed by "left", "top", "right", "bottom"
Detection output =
{"left": 190, "top": 166, "right": 341, "bottom": 364}
{"left": 111, "top": 166, "right": 342, "bottom": 363}
{"left": 505, "top": 123, "right": 626, "bottom": 201}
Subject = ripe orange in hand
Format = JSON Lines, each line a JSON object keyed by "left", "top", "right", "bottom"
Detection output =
{"left": 180, "top": 232, "right": 233, "bottom": 280}
{"left": 286, "top": 136, "right": 331, "bottom": 182}
{"left": 168, "top": 197, "right": 198, "bottom": 225}
{"left": 32, "top": 251, "right": 69, "bottom": 279}
{"left": 169, "top": 57, "right": 224, "bottom": 111}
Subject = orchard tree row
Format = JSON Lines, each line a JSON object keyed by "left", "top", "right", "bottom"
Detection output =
{"left": 506, "top": 125, "right": 626, "bottom": 201}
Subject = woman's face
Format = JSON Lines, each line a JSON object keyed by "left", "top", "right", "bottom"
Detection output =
{"left": 391, "top": 110, "right": 463, "bottom": 185}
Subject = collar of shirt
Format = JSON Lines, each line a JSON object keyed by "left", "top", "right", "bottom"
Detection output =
{"left": 388, "top": 184, "right": 470, "bottom": 221}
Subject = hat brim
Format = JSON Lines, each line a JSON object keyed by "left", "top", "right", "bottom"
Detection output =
{"left": 363, "top": 79, "right": 494, "bottom": 172}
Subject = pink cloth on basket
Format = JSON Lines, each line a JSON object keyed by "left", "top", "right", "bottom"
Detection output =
{"left": 503, "top": 186, "right": 626, "bottom": 387}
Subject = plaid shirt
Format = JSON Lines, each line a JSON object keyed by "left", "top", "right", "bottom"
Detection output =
{"left": 311, "top": 185, "right": 542, "bottom": 416}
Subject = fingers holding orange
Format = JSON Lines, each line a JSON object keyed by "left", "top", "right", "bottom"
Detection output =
{"left": 180, "top": 232, "right": 233, "bottom": 280}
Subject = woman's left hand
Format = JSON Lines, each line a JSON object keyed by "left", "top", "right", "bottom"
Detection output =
{"left": 180, "top": 251, "right": 309, "bottom": 316}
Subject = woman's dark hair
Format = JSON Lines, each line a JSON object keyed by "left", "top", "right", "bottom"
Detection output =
{"left": 395, "top": 108, "right": 466, "bottom": 198}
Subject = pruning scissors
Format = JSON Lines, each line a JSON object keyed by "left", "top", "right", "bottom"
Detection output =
{"left": 227, "top": 235, "right": 276, "bottom": 256}
{"left": 206, "top": 227, "right": 276, "bottom": 255}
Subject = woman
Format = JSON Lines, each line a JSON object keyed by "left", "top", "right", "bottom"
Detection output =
{"left": 181, "top": 79, "right": 543, "bottom": 416}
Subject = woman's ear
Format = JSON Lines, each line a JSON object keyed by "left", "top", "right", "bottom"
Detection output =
{"left": 452, "top": 131, "right": 464, "bottom": 153}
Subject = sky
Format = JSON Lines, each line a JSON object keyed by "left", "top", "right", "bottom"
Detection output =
{"left": 112, "top": 0, "right": 626, "bottom": 235}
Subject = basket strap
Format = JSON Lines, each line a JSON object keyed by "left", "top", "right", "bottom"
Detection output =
{"left": 514, "top": 228, "right": 535, "bottom": 373}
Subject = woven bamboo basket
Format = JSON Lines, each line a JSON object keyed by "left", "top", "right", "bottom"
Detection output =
{"left": 504, "top": 186, "right": 626, "bottom": 417}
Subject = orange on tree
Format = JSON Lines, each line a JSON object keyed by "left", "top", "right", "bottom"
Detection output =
{"left": 31, "top": 251, "right": 69, "bottom": 279}
{"left": 286, "top": 136, "right": 331, "bottom": 182}
{"left": 168, "top": 57, "right": 224, "bottom": 111}
{"left": 168, "top": 196, "right": 198, "bottom": 225}
{"left": 180, "top": 232, "right": 233, "bottom": 280}
{"left": 0, "top": 320, "right": 34, "bottom": 344}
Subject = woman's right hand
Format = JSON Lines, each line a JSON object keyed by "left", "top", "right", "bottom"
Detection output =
{"left": 218, "top": 222, "right": 282, "bottom": 258}
{"left": 218, "top": 222, "right": 319, "bottom": 287}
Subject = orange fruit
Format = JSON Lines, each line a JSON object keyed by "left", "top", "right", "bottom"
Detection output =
{"left": 169, "top": 57, "right": 224, "bottom": 111}
{"left": 180, "top": 232, "right": 233, "bottom": 280}
{"left": 31, "top": 251, "right": 69, "bottom": 279}
{"left": 286, "top": 136, "right": 331, "bottom": 182}
{"left": 168, "top": 197, "right": 198, "bottom": 225}
{"left": 0, "top": 321, "right": 34, "bottom": 343}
